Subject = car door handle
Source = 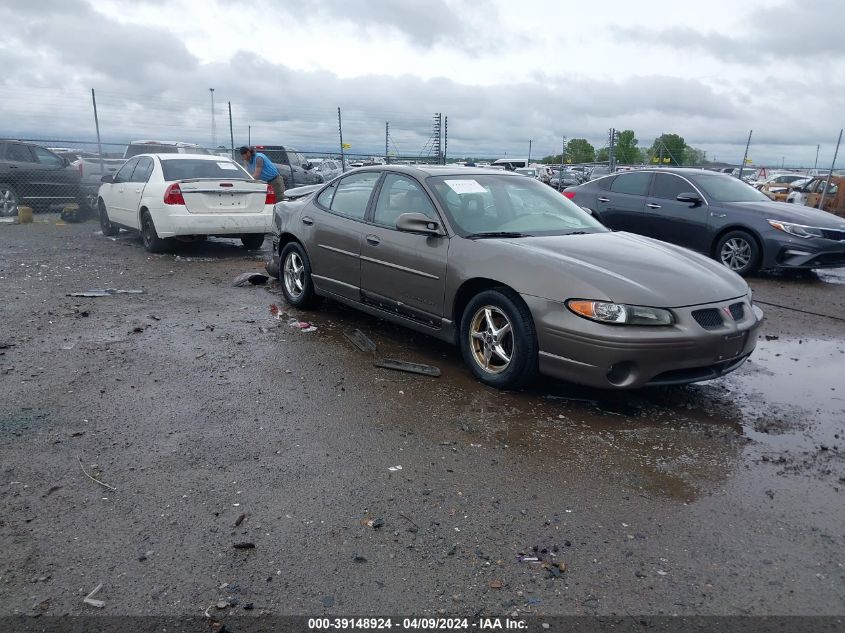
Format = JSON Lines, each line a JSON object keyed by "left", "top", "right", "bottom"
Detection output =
{"left": 302, "top": 216, "right": 314, "bottom": 225}
{"left": 365, "top": 234, "right": 380, "bottom": 246}
{"left": 598, "top": 197, "right": 610, "bottom": 203}
{"left": 646, "top": 203, "right": 661, "bottom": 209}
{"left": 710, "top": 212, "right": 727, "bottom": 218}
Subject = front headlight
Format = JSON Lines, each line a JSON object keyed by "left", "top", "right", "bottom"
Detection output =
{"left": 768, "top": 219, "right": 824, "bottom": 239}
{"left": 566, "top": 300, "right": 674, "bottom": 326}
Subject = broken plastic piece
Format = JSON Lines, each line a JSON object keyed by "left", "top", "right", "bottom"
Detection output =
{"left": 69, "top": 289, "right": 144, "bottom": 297}
{"left": 388, "top": 465, "right": 402, "bottom": 472}
{"left": 344, "top": 329, "right": 376, "bottom": 353}
{"left": 375, "top": 358, "right": 441, "bottom": 377}
{"left": 232, "top": 272, "right": 269, "bottom": 287}
{"left": 83, "top": 583, "right": 105, "bottom": 608}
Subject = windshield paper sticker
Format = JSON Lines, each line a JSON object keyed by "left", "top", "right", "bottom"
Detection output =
{"left": 444, "top": 179, "right": 487, "bottom": 194}
{"left": 217, "top": 162, "right": 239, "bottom": 170}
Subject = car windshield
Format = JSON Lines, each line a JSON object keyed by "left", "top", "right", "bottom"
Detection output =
{"left": 160, "top": 159, "right": 251, "bottom": 181}
{"left": 428, "top": 174, "right": 607, "bottom": 237}
{"left": 691, "top": 174, "right": 770, "bottom": 202}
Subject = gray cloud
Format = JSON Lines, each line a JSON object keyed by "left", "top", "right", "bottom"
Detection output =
{"left": 614, "top": 0, "right": 845, "bottom": 63}
{"left": 0, "top": 0, "right": 840, "bottom": 165}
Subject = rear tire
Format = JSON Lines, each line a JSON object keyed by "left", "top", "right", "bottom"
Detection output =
{"left": 460, "top": 288, "right": 538, "bottom": 389}
{"left": 0, "top": 184, "right": 20, "bottom": 217}
{"left": 715, "top": 230, "right": 760, "bottom": 276}
{"left": 241, "top": 234, "right": 265, "bottom": 250}
{"left": 99, "top": 200, "right": 119, "bottom": 236}
{"left": 140, "top": 210, "right": 168, "bottom": 253}
{"left": 279, "top": 242, "right": 321, "bottom": 309}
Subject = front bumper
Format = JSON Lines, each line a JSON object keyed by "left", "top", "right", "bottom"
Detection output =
{"left": 523, "top": 295, "right": 763, "bottom": 389}
{"left": 762, "top": 234, "right": 845, "bottom": 269}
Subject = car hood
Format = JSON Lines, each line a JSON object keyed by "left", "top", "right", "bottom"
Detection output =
{"left": 731, "top": 201, "right": 845, "bottom": 228}
{"left": 498, "top": 232, "right": 747, "bottom": 307}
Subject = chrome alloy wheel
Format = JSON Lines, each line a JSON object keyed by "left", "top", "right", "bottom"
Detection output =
{"left": 720, "top": 237, "right": 752, "bottom": 271}
{"left": 283, "top": 251, "right": 305, "bottom": 299}
{"left": 468, "top": 305, "right": 514, "bottom": 374}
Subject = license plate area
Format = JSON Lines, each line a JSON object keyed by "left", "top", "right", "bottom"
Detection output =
{"left": 717, "top": 331, "right": 747, "bottom": 361}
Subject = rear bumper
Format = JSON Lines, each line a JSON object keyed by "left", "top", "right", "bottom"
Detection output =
{"left": 523, "top": 294, "right": 763, "bottom": 389}
{"left": 150, "top": 206, "right": 273, "bottom": 238}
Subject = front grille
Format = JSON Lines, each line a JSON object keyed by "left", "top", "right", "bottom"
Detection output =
{"left": 692, "top": 308, "right": 724, "bottom": 330}
{"left": 729, "top": 302, "right": 745, "bottom": 321}
{"left": 820, "top": 228, "right": 845, "bottom": 241}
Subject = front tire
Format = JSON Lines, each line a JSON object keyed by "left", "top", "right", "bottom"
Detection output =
{"left": 99, "top": 200, "right": 120, "bottom": 236}
{"left": 140, "top": 210, "right": 168, "bottom": 253}
{"left": 715, "top": 230, "right": 760, "bottom": 276}
{"left": 460, "top": 288, "right": 538, "bottom": 389}
{"left": 279, "top": 242, "right": 320, "bottom": 309}
{"left": 241, "top": 234, "right": 265, "bottom": 250}
{"left": 0, "top": 184, "right": 20, "bottom": 217}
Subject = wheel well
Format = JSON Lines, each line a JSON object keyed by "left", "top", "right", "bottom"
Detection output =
{"left": 452, "top": 278, "right": 516, "bottom": 328}
{"left": 277, "top": 232, "right": 302, "bottom": 254}
{"left": 710, "top": 225, "right": 763, "bottom": 259}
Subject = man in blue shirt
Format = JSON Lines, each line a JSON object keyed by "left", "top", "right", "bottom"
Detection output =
{"left": 239, "top": 146, "right": 284, "bottom": 199}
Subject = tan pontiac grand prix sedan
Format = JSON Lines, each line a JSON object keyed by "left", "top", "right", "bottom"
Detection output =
{"left": 267, "top": 166, "right": 763, "bottom": 390}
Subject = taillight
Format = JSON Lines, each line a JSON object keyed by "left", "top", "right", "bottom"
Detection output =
{"left": 563, "top": 191, "right": 576, "bottom": 199}
{"left": 265, "top": 184, "right": 276, "bottom": 205}
{"left": 163, "top": 183, "right": 185, "bottom": 205}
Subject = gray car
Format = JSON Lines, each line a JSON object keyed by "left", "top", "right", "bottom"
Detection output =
{"left": 268, "top": 166, "right": 763, "bottom": 390}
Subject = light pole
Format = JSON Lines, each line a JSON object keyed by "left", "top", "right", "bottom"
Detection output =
{"left": 210, "top": 88, "right": 216, "bottom": 148}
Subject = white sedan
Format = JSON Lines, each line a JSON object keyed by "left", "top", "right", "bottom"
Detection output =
{"left": 97, "top": 153, "right": 275, "bottom": 252}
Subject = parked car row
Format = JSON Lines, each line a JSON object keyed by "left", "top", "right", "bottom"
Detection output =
{"left": 0, "top": 140, "right": 81, "bottom": 217}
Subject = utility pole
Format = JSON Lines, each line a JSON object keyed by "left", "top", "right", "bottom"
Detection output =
{"left": 558, "top": 136, "right": 566, "bottom": 192}
{"left": 227, "top": 101, "right": 234, "bottom": 160}
{"left": 443, "top": 116, "right": 448, "bottom": 165}
{"left": 248, "top": 125, "right": 251, "bottom": 146}
{"left": 813, "top": 144, "right": 820, "bottom": 173}
{"left": 527, "top": 139, "right": 532, "bottom": 166}
{"left": 338, "top": 107, "right": 346, "bottom": 172}
{"left": 210, "top": 88, "right": 216, "bottom": 148}
{"left": 432, "top": 113, "right": 442, "bottom": 164}
{"left": 738, "top": 129, "right": 752, "bottom": 180}
{"left": 385, "top": 122, "right": 389, "bottom": 164}
{"left": 608, "top": 127, "right": 617, "bottom": 171}
{"left": 818, "top": 128, "right": 842, "bottom": 212}
{"left": 90, "top": 88, "right": 104, "bottom": 174}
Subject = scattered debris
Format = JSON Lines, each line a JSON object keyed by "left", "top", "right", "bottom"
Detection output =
{"left": 322, "top": 596, "right": 335, "bottom": 608}
{"left": 77, "top": 455, "right": 116, "bottom": 491}
{"left": 375, "top": 358, "right": 441, "bottom": 377}
{"left": 388, "top": 465, "right": 403, "bottom": 472}
{"left": 489, "top": 579, "right": 503, "bottom": 589}
{"left": 216, "top": 600, "right": 229, "bottom": 610}
{"left": 764, "top": 334, "right": 780, "bottom": 341}
{"left": 301, "top": 325, "right": 318, "bottom": 333}
{"left": 232, "top": 272, "right": 269, "bottom": 287}
{"left": 83, "top": 583, "right": 105, "bottom": 608}
{"left": 344, "top": 329, "right": 377, "bottom": 353}
{"left": 234, "top": 513, "right": 246, "bottom": 527}
{"left": 270, "top": 304, "right": 285, "bottom": 319}
{"left": 195, "top": 352, "right": 206, "bottom": 359}
{"left": 69, "top": 289, "right": 145, "bottom": 297}
{"left": 364, "top": 517, "right": 385, "bottom": 529}
{"left": 353, "top": 555, "right": 367, "bottom": 563}
{"left": 232, "top": 542, "right": 255, "bottom": 550}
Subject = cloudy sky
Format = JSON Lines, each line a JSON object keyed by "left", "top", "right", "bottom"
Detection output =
{"left": 1, "top": 0, "right": 843, "bottom": 165}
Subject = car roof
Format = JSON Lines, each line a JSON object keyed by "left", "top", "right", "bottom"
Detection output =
{"left": 131, "top": 153, "right": 233, "bottom": 161}
{"left": 344, "top": 165, "right": 524, "bottom": 178}
{"left": 128, "top": 140, "right": 203, "bottom": 147}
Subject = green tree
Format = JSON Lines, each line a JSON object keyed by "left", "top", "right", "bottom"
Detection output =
{"left": 615, "top": 130, "right": 640, "bottom": 164}
{"left": 683, "top": 146, "right": 707, "bottom": 166}
{"left": 648, "top": 133, "right": 686, "bottom": 166}
{"left": 566, "top": 138, "right": 596, "bottom": 163}
{"left": 596, "top": 147, "right": 609, "bottom": 162}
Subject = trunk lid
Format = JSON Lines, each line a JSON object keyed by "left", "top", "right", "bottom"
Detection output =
{"left": 179, "top": 179, "right": 268, "bottom": 213}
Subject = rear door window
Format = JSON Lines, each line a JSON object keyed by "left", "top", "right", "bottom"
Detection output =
{"left": 6, "top": 144, "right": 36, "bottom": 163}
{"left": 330, "top": 172, "right": 380, "bottom": 220}
{"left": 610, "top": 172, "right": 652, "bottom": 196}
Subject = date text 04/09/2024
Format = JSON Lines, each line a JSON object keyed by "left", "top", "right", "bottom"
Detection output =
{"left": 307, "top": 618, "right": 528, "bottom": 630}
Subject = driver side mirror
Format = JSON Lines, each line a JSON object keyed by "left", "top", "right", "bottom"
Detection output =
{"left": 396, "top": 212, "right": 444, "bottom": 236}
{"left": 100, "top": 174, "right": 114, "bottom": 183}
{"left": 676, "top": 192, "right": 703, "bottom": 206}
{"left": 61, "top": 156, "right": 70, "bottom": 167}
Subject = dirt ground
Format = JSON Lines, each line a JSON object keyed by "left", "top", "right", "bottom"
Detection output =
{"left": 0, "top": 217, "right": 843, "bottom": 620}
